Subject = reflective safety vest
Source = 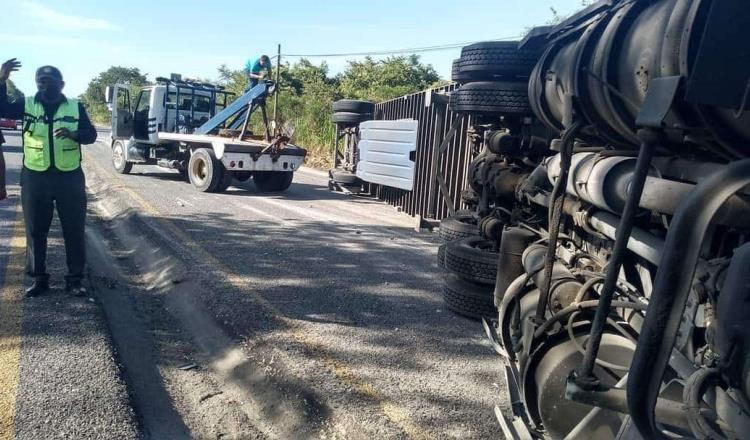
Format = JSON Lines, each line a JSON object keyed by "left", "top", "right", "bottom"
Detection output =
{"left": 22, "top": 97, "right": 81, "bottom": 172}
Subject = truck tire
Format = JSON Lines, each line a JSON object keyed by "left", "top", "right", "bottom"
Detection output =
{"left": 459, "top": 41, "right": 541, "bottom": 79}
{"left": 437, "top": 243, "right": 447, "bottom": 269}
{"left": 112, "top": 140, "right": 132, "bottom": 174}
{"left": 443, "top": 273, "right": 496, "bottom": 320}
{"left": 451, "top": 59, "right": 460, "bottom": 80}
{"left": 254, "top": 171, "right": 294, "bottom": 192}
{"left": 449, "top": 81, "right": 532, "bottom": 115}
{"left": 444, "top": 236, "right": 499, "bottom": 285}
{"left": 451, "top": 59, "right": 472, "bottom": 84}
{"left": 331, "top": 169, "right": 359, "bottom": 185}
{"left": 439, "top": 210, "right": 479, "bottom": 242}
{"left": 332, "top": 112, "right": 373, "bottom": 124}
{"left": 188, "top": 148, "right": 223, "bottom": 192}
{"left": 333, "top": 99, "right": 375, "bottom": 114}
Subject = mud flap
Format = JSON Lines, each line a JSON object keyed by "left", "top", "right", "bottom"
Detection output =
{"left": 482, "top": 317, "right": 535, "bottom": 440}
{"left": 495, "top": 404, "right": 534, "bottom": 440}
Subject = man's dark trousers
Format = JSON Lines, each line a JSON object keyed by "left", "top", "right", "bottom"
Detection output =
{"left": 21, "top": 167, "right": 86, "bottom": 283}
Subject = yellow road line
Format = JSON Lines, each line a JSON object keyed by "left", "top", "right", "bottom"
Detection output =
{"left": 0, "top": 204, "right": 26, "bottom": 440}
{"left": 83, "top": 152, "right": 432, "bottom": 440}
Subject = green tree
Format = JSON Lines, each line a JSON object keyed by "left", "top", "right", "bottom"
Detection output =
{"left": 338, "top": 55, "right": 439, "bottom": 102}
{"left": 218, "top": 59, "right": 341, "bottom": 167}
{"left": 218, "top": 64, "right": 248, "bottom": 97}
{"left": 80, "top": 66, "right": 149, "bottom": 124}
{"left": 216, "top": 55, "right": 441, "bottom": 166}
{"left": 6, "top": 79, "right": 24, "bottom": 102}
{"left": 284, "top": 59, "right": 339, "bottom": 94}
{"left": 280, "top": 59, "right": 340, "bottom": 166}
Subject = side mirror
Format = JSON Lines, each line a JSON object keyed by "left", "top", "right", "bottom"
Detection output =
{"left": 104, "top": 86, "right": 114, "bottom": 104}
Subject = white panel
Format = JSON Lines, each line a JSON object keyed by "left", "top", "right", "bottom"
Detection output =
{"left": 357, "top": 119, "right": 418, "bottom": 191}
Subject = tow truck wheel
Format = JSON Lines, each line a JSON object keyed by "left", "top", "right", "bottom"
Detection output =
{"left": 112, "top": 141, "right": 132, "bottom": 174}
{"left": 188, "top": 148, "right": 222, "bottom": 192}
{"left": 253, "top": 171, "right": 294, "bottom": 192}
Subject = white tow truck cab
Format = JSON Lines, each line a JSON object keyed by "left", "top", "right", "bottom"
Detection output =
{"left": 104, "top": 75, "right": 307, "bottom": 193}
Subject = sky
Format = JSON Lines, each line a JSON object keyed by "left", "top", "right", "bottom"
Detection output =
{"left": 0, "top": 0, "right": 588, "bottom": 96}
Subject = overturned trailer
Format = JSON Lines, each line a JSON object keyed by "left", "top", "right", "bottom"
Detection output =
{"left": 427, "top": 0, "right": 750, "bottom": 438}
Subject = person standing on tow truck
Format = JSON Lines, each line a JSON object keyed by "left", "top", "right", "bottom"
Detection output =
{"left": 0, "top": 59, "right": 97, "bottom": 297}
{"left": 244, "top": 54, "right": 273, "bottom": 90}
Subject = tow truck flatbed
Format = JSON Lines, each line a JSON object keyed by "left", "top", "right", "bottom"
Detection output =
{"left": 105, "top": 78, "right": 307, "bottom": 193}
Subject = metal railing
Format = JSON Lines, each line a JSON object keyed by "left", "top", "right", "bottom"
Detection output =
{"left": 371, "top": 84, "right": 477, "bottom": 221}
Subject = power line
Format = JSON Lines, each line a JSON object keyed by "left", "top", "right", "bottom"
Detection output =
{"left": 280, "top": 36, "right": 521, "bottom": 58}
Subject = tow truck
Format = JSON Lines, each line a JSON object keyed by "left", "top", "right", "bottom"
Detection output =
{"left": 104, "top": 75, "right": 307, "bottom": 193}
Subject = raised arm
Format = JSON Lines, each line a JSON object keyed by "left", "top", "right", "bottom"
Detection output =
{"left": 0, "top": 59, "right": 24, "bottom": 119}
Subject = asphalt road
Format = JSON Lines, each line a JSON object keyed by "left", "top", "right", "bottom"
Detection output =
{"left": 0, "top": 128, "right": 504, "bottom": 440}
{"left": 0, "top": 129, "right": 138, "bottom": 440}
{"left": 82, "top": 132, "right": 503, "bottom": 439}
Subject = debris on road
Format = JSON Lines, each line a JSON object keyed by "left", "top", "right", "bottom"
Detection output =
{"left": 199, "top": 391, "right": 224, "bottom": 403}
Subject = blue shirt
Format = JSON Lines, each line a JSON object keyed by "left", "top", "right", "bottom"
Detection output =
{"left": 244, "top": 58, "right": 272, "bottom": 75}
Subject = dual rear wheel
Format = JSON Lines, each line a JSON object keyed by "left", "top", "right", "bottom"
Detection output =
{"left": 187, "top": 148, "right": 293, "bottom": 193}
{"left": 111, "top": 143, "right": 293, "bottom": 193}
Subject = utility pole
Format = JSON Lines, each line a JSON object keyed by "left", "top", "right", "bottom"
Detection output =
{"left": 273, "top": 43, "right": 281, "bottom": 130}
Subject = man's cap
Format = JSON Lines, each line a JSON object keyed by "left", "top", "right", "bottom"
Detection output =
{"left": 35, "top": 66, "right": 63, "bottom": 82}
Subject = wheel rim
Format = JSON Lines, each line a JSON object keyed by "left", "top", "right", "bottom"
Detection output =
{"left": 113, "top": 144, "right": 124, "bottom": 169}
{"left": 191, "top": 156, "right": 208, "bottom": 185}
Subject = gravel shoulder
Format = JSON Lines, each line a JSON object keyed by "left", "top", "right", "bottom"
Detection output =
{"left": 0, "top": 130, "right": 139, "bottom": 440}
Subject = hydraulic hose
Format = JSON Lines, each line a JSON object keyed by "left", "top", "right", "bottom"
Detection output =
{"left": 575, "top": 129, "right": 657, "bottom": 386}
{"left": 534, "top": 121, "right": 584, "bottom": 323}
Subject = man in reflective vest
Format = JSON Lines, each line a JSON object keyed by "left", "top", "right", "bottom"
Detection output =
{"left": 0, "top": 59, "right": 97, "bottom": 297}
